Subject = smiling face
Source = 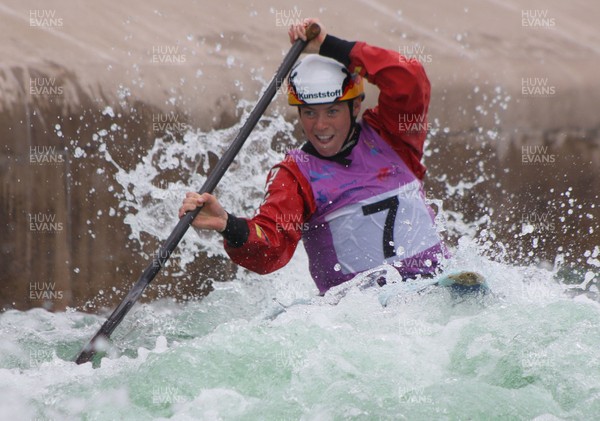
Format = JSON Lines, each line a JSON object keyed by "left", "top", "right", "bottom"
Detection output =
{"left": 298, "top": 99, "right": 361, "bottom": 157}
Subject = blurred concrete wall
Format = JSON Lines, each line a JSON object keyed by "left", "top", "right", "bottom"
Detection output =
{"left": 1, "top": 0, "right": 599, "bottom": 310}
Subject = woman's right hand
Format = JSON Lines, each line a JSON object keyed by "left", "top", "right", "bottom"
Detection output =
{"left": 179, "top": 192, "right": 228, "bottom": 232}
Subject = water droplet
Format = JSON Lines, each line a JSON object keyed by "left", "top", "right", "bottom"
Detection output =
{"left": 334, "top": 263, "right": 341, "bottom": 272}
{"left": 102, "top": 106, "right": 115, "bottom": 118}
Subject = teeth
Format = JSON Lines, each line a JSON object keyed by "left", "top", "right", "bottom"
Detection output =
{"left": 317, "top": 135, "right": 333, "bottom": 141}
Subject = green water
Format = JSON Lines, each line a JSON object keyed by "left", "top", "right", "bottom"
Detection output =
{"left": 1, "top": 253, "right": 599, "bottom": 420}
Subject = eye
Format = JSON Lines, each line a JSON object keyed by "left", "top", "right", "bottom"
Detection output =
{"left": 327, "top": 109, "right": 339, "bottom": 117}
{"left": 303, "top": 109, "right": 316, "bottom": 118}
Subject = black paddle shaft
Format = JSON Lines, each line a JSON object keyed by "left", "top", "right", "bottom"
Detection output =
{"left": 75, "top": 24, "right": 321, "bottom": 365}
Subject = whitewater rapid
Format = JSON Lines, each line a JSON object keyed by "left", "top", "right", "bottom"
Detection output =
{"left": 2, "top": 99, "right": 599, "bottom": 420}
{"left": 1, "top": 249, "right": 599, "bottom": 420}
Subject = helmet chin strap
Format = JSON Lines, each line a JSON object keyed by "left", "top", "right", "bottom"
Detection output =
{"left": 298, "top": 100, "right": 360, "bottom": 167}
{"left": 339, "top": 101, "right": 358, "bottom": 152}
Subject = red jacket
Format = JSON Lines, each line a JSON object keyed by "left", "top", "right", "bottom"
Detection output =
{"left": 224, "top": 39, "right": 431, "bottom": 276}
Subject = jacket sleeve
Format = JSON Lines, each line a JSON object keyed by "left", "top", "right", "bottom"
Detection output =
{"left": 221, "top": 158, "right": 316, "bottom": 274}
{"left": 320, "top": 35, "right": 431, "bottom": 179}
{"left": 350, "top": 41, "right": 431, "bottom": 179}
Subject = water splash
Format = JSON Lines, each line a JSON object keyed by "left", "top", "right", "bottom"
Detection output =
{"left": 10, "top": 81, "right": 595, "bottom": 419}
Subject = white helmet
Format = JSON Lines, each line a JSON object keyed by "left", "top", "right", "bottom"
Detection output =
{"left": 288, "top": 55, "right": 364, "bottom": 106}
